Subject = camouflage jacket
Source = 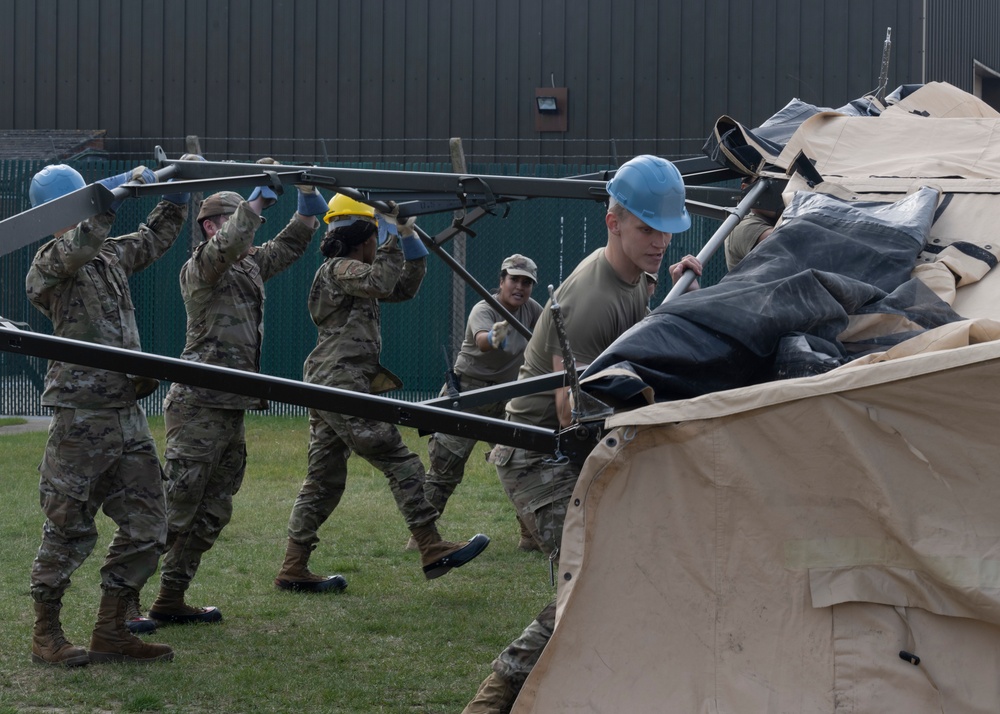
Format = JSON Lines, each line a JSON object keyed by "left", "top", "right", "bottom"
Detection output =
{"left": 25, "top": 201, "right": 188, "bottom": 408}
{"left": 303, "top": 234, "right": 425, "bottom": 393}
{"left": 165, "top": 203, "right": 316, "bottom": 410}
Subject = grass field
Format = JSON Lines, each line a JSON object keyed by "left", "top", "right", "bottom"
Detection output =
{"left": 0, "top": 415, "right": 553, "bottom": 713}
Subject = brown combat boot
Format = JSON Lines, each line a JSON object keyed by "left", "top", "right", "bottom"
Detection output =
{"left": 148, "top": 586, "right": 222, "bottom": 625}
{"left": 274, "top": 540, "right": 348, "bottom": 593}
{"left": 461, "top": 670, "right": 520, "bottom": 714}
{"left": 88, "top": 593, "right": 174, "bottom": 664}
{"left": 517, "top": 515, "right": 541, "bottom": 552}
{"left": 409, "top": 522, "right": 490, "bottom": 579}
{"left": 31, "top": 601, "right": 89, "bottom": 667}
{"left": 123, "top": 590, "right": 157, "bottom": 635}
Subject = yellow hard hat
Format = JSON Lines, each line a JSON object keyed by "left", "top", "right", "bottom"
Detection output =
{"left": 324, "top": 193, "right": 376, "bottom": 225}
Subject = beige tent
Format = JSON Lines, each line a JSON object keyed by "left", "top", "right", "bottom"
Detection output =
{"left": 514, "top": 83, "right": 1000, "bottom": 713}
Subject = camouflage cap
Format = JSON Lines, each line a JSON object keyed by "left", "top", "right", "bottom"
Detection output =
{"left": 501, "top": 254, "right": 537, "bottom": 282}
{"left": 196, "top": 191, "right": 244, "bottom": 222}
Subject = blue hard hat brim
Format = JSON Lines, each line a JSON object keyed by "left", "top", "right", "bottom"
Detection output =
{"left": 619, "top": 204, "right": 691, "bottom": 234}
{"left": 643, "top": 210, "right": 691, "bottom": 234}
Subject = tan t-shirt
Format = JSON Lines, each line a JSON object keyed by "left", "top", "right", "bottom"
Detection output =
{"left": 725, "top": 213, "right": 774, "bottom": 270}
{"left": 506, "top": 248, "right": 649, "bottom": 429}
{"left": 453, "top": 297, "right": 543, "bottom": 384}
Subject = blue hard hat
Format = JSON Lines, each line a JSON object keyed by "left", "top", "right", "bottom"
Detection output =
{"left": 29, "top": 164, "right": 86, "bottom": 208}
{"left": 606, "top": 155, "right": 690, "bottom": 233}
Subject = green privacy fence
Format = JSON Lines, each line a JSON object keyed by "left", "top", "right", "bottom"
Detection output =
{"left": 0, "top": 159, "right": 729, "bottom": 417}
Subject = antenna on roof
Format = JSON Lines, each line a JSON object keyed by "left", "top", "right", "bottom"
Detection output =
{"left": 875, "top": 27, "right": 892, "bottom": 103}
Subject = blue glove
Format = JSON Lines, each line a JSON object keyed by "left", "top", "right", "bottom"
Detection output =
{"left": 98, "top": 166, "right": 156, "bottom": 213}
{"left": 400, "top": 234, "right": 429, "bottom": 261}
{"left": 377, "top": 215, "right": 399, "bottom": 247}
{"left": 250, "top": 157, "right": 281, "bottom": 209}
{"left": 296, "top": 187, "right": 327, "bottom": 216}
{"left": 248, "top": 185, "right": 279, "bottom": 208}
{"left": 162, "top": 179, "right": 189, "bottom": 205}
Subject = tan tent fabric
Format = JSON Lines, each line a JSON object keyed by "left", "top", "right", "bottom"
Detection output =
{"left": 844, "top": 319, "right": 1000, "bottom": 366}
{"left": 512, "top": 82, "right": 1000, "bottom": 713}
{"left": 515, "top": 343, "right": 1000, "bottom": 712}
{"left": 603, "top": 337, "right": 1000, "bottom": 428}
{"left": 952, "top": 269, "right": 1000, "bottom": 322}
{"left": 886, "top": 80, "right": 1000, "bottom": 119}
{"left": 779, "top": 112, "right": 1000, "bottom": 181}
{"left": 776, "top": 83, "right": 1000, "bottom": 178}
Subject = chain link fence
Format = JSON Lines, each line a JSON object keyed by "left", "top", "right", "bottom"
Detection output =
{"left": 0, "top": 159, "right": 729, "bottom": 417}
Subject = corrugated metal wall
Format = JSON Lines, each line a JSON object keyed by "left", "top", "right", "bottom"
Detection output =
{"left": 924, "top": 0, "right": 1000, "bottom": 89}
{"left": 0, "top": 0, "right": 947, "bottom": 166}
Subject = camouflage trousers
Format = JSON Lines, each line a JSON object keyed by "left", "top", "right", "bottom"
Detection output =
{"left": 493, "top": 599, "right": 557, "bottom": 687}
{"left": 493, "top": 446, "right": 581, "bottom": 557}
{"left": 286, "top": 407, "right": 438, "bottom": 547}
{"left": 30, "top": 406, "right": 166, "bottom": 603}
{"left": 424, "top": 375, "right": 505, "bottom": 514}
{"left": 159, "top": 400, "right": 246, "bottom": 592}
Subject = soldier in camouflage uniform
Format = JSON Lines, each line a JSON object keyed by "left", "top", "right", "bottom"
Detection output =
{"left": 148, "top": 181, "right": 328, "bottom": 624}
{"left": 25, "top": 163, "right": 190, "bottom": 666}
{"left": 274, "top": 194, "right": 490, "bottom": 590}
{"left": 420, "top": 254, "right": 543, "bottom": 551}
{"left": 463, "top": 155, "right": 697, "bottom": 713}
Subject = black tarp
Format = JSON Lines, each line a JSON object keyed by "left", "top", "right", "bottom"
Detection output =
{"left": 580, "top": 186, "right": 965, "bottom": 410}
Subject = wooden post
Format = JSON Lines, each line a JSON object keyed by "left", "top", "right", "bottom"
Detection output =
{"left": 448, "top": 138, "right": 468, "bottom": 361}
